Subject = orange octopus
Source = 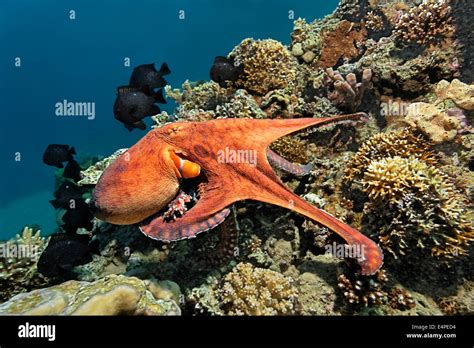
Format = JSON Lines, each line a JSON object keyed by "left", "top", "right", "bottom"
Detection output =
{"left": 92, "top": 113, "right": 383, "bottom": 275}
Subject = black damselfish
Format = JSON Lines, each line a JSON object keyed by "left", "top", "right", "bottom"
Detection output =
{"left": 113, "top": 86, "right": 166, "bottom": 131}
{"left": 210, "top": 56, "right": 243, "bottom": 87}
{"left": 42, "top": 144, "right": 76, "bottom": 168}
{"left": 37, "top": 233, "right": 93, "bottom": 277}
{"left": 129, "top": 62, "right": 170, "bottom": 93}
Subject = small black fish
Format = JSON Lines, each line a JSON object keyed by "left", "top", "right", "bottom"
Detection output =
{"left": 113, "top": 86, "right": 166, "bottom": 131}
{"left": 37, "top": 233, "right": 93, "bottom": 277}
{"left": 63, "top": 159, "right": 82, "bottom": 182}
{"left": 50, "top": 182, "right": 85, "bottom": 209}
{"left": 42, "top": 144, "right": 76, "bottom": 168}
{"left": 210, "top": 56, "right": 243, "bottom": 88}
{"left": 129, "top": 63, "right": 171, "bottom": 93}
{"left": 61, "top": 199, "right": 94, "bottom": 234}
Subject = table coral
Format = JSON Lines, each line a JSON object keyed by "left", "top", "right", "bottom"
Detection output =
{"left": 0, "top": 275, "right": 181, "bottom": 315}
{"left": 229, "top": 38, "right": 297, "bottom": 95}
{"left": 217, "top": 262, "right": 297, "bottom": 315}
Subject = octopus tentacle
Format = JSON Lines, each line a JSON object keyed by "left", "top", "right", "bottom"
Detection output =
{"left": 267, "top": 149, "right": 312, "bottom": 176}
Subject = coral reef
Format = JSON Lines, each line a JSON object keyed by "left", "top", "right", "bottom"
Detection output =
{"left": 394, "top": 1, "right": 455, "bottom": 46}
{"left": 435, "top": 79, "right": 474, "bottom": 111}
{"left": 6, "top": 0, "right": 472, "bottom": 318}
{"left": 229, "top": 38, "right": 297, "bottom": 95}
{"left": 325, "top": 68, "right": 373, "bottom": 112}
{"left": 216, "top": 262, "right": 297, "bottom": 315}
{"left": 0, "top": 227, "right": 49, "bottom": 302}
{"left": 404, "top": 102, "right": 460, "bottom": 143}
{"left": 345, "top": 130, "right": 474, "bottom": 259}
{"left": 0, "top": 275, "right": 181, "bottom": 315}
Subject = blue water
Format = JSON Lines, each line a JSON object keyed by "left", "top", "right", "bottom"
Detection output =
{"left": 0, "top": 0, "right": 339, "bottom": 238}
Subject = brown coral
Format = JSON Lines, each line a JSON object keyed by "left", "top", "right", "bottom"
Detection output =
{"left": 394, "top": 1, "right": 455, "bottom": 45}
{"left": 229, "top": 38, "right": 297, "bottom": 95}
{"left": 317, "top": 20, "right": 367, "bottom": 68}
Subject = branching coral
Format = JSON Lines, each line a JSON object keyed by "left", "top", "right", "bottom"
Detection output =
{"left": 344, "top": 128, "right": 437, "bottom": 182}
{"left": 0, "top": 227, "right": 49, "bottom": 302}
{"left": 345, "top": 129, "right": 474, "bottom": 259}
{"left": 165, "top": 80, "right": 228, "bottom": 117}
{"left": 217, "top": 262, "right": 297, "bottom": 315}
{"left": 326, "top": 68, "right": 373, "bottom": 112}
{"left": 215, "top": 89, "right": 266, "bottom": 119}
{"left": 394, "top": 1, "right": 455, "bottom": 45}
{"left": 362, "top": 156, "right": 427, "bottom": 202}
{"left": 365, "top": 11, "right": 385, "bottom": 32}
{"left": 229, "top": 39, "right": 297, "bottom": 95}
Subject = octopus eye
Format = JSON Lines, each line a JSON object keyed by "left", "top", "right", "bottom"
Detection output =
{"left": 169, "top": 150, "right": 201, "bottom": 179}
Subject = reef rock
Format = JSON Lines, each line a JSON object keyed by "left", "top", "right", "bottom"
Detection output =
{"left": 435, "top": 79, "right": 474, "bottom": 111}
{"left": 0, "top": 275, "right": 181, "bottom": 315}
{"left": 404, "top": 102, "right": 460, "bottom": 144}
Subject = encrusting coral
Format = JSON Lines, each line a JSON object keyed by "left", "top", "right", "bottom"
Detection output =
{"left": 404, "top": 102, "right": 461, "bottom": 144}
{"left": 0, "top": 275, "right": 181, "bottom": 315}
{"left": 394, "top": 0, "right": 455, "bottom": 46}
{"left": 0, "top": 227, "right": 49, "bottom": 302}
{"left": 229, "top": 38, "right": 298, "bottom": 95}
{"left": 217, "top": 262, "right": 297, "bottom": 315}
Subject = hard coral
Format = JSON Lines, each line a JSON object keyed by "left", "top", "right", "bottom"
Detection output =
{"left": 217, "top": 262, "right": 297, "bottom": 315}
{"left": 229, "top": 38, "right": 297, "bottom": 95}
{"left": 345, "top": 128, "right": 473, "bottom": 259}
{"left": 404, "top": 102, "right": 461, "bottom": 144}
{"left": 0, "top": 227, "right": 49, "bottom": 302}
{"left": 362, "top": 156, "right": 427, "bottom": 202}
{"left": 344, "top": 128, "right": 437, "bottom": 182}
{"left": 0, "top": 275, "right": 181, "bottom": 315}
{"left": 394, "top": 0, "right": 455, "bottom": 46}
{"left": 317, "top": 20, "right": 367, "bottom": 68}
{"left": 326, "top": 68, "right": 373, "bottom": 112}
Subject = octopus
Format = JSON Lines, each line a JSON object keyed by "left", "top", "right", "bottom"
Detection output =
{"left": 91, "top": 113, "right": 383, "bottom": 275}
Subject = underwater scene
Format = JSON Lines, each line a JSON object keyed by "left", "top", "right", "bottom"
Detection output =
{"left": 0, "top": 0, "right": 473, "bottom": 318}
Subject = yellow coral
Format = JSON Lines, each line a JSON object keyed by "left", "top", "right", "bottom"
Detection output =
{"left": 344, "top": 128, "right": 436, "bottom": 182}
{"left": 217, "top": 262, "right": 297, "bottom": 315}
{"left": 0, "top": 226, "right": 49, "bottom": 302}
{"left": 362, "top": 156, "right": 427, "bottom": 202}
{"left": 230, "top": 38, "right": 297, "bottom": 95}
